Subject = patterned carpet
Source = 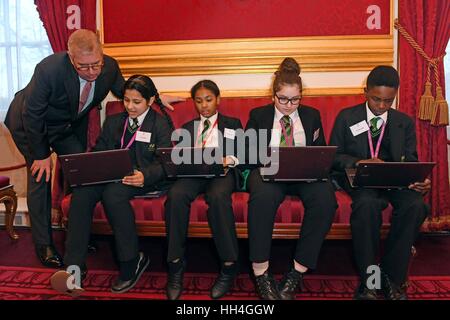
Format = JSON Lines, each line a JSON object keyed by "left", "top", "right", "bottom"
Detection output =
{"left": 0, "top": 266, "right": 449, "bottom": 300}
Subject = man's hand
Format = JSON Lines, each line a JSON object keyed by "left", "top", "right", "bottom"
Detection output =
{"left": 356, "top": 157, "right": 384, "bottom": 165}
{"left": 30, "top": 155, "right": 53, "bottom": 183}
{"left": 409, "top": 178, "right": 431, "bottom": 195}
{"left": 159, "top": 94, "right": 186, "bottom": 111}
{"left": 122, "top": 170, "right": 145, "bottom": 187}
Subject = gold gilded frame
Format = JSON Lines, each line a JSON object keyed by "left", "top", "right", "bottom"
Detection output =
{"left": 99, "top": 0, "right": 393, "bottom": 81}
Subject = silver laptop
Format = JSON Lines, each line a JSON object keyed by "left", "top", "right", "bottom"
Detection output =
{"left": 346, "top": 162, "right": 435, "bottom": 189}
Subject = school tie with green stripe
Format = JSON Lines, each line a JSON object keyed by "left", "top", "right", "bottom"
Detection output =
{"left": 369, "top": 117, "right": 384, "bottom": 137}
{"left": 279, "top": 115, "right": 293, "bottom": 147}
{"left": 198, "top": 119, "right": 211, "bottom": 146}
{"left": 129, "top": 117, "right": 139, "bottom": 133}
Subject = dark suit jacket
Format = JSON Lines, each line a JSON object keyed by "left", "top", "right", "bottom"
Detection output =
{"left": 245, "top": 103, "right": 327, "bottom": 167}
{"left": 329, "top": 103, "right": 418, "bottom": 174}
{"left": 93, "top": 109, "right": 173, "bottom": 188}
{"left": 4, "top": 52, "right": 124, "bottom": 160}
{"left": 176, "top": 113, "right": 243, "bottom": 189}
{"left": 180, "top": 113, "right": 243, "bottom": 155}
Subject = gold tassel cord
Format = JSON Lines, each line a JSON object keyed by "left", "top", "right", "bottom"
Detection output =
{"left": 394, "top": 19, "right": 448, "bottom": 126}
{"left": 418, "top": 82, "right": 434, "bottom": 121}
{"left": 431, "top": 86, "right": 449, "bottom": 126}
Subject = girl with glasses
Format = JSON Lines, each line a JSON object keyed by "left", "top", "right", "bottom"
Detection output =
{"left": 245, "top": 57, "right": 337, "bottom": 300}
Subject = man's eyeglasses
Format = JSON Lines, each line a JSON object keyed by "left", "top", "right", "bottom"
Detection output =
{"left": 275, "top": 94, "right": 301, "bottom": 105}
{"left": 75, "top": 61, "right": 104, "bottom": 72}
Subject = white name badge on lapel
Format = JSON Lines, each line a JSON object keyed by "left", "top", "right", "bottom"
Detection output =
{"left": 136, "top": 131, "right": 152, "bottom": 143}
{"left": 224, "top": 128, "right": 236, "bottom": 140}
{"left": 350, "top": 121, "right": 370, "bottom": 137}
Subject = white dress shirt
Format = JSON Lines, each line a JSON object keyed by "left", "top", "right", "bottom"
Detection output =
{"left": 270, "top": 107, "right": 306, "bottom": 147}
{"left": 196, "top": 112, "right": 238, "bottom": 167}
{"left": 366, "top": 102, "right": 388, "bottom": 127}
{"left": 128, "top": 108, "right": 150, "bottom": 127}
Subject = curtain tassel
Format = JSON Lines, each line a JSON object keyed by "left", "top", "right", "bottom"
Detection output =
{"left": 431, "top": 86, "right": 449, "bottom": 126}
{"left": 418, "top": 81, "right": 435, "bottom": 120}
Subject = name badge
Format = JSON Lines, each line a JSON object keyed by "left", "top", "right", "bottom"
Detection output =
{"left": 136, "top": 131, "right": 152, "bottom": 143}
{"left": 350, "top": 121, "right": 370, "bottom": 137}
{"left": 224, "top": 128, "right": 236, "bottom": 140}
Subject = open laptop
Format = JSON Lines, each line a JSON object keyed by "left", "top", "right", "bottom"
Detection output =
{"left": 260, "top": 146, "right": 337, "bottom": 182}
{"left": 158, "top": 147, "right": 226, "bottom": 178}
{"left": 346, "top": 162, "right": 435, "bottom": 189}
{"left": 59, "top": 149, "right": 133, "bottom": 187}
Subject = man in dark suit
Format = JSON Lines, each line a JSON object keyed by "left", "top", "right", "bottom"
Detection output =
{"left": 4, "top": 29, "right": 124, "bottom": 268}
{"left": 245, "top": 57, "right": 337, "bottom": 300}
{"left": 5, "top": 29, "right": 181, "bottom": 268}
{"left": 165, "top": 80, "right": 242, "bottom": 300}
{"left": 329, "top": 66, "right": 431, "bottom": 300}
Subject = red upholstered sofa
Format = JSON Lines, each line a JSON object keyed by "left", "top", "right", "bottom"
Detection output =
{"left": 61, "top": 95, "right": 393, "bottom": 239}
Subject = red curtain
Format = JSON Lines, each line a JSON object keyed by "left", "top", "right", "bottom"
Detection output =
{"left": 34, "top": 0, "right": 96, "bottom": 52}
{"left": 34, "top": 0, "right": 99, "bottom": 216}
{"left": 398, "top": 0, "right": 450, "bottom": 230}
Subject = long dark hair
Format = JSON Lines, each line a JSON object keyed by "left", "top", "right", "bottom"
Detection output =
{"left": 123, "top": 74, "right": 174, "bottom": 131}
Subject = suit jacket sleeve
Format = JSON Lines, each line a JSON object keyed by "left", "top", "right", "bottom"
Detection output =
{"left": 92, "top": 116, "right": 119, "bottom": 152}
{"left": 22, "top": 63, "right": 53, "bottom": 160}
{"left": 141, "top": 116, "right": 173, "bottom": 186}
{"left": 312, "top": 109, "right": 327, "bottom": 146}
{"left": 106, "top": 58, "right": 125, "bottom": 99}
{"left": 329, "top": 110, "right": 364, "bottom": 171}
{"left": 226, "top": 118, "right": 243, "bottom": 158}
{"left": 245, "top": 109, "right": 258, "bottom": 131}
{"left": 404, "top": 116, "right": 419, "bottom": 162}
{"left": 243, "top": 109, "right": 260, "bottom": 169}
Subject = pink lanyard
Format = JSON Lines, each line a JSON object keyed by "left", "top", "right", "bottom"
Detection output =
{"left": 367, "top": 121, "right": 386, "bottom": 158}
{"left": 120, "top": 119, "right": 139, "bottom": 149}
{"left": 280, "top": 118, "right": 294, "bottom": 147}
{"left": 196, "top": 118, "right": 218, "bottom": 147}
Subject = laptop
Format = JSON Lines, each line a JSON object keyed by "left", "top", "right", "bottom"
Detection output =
{"left": 158, "top": 147, "right": 226, "bottom": 178}
{"left": 260, "top": 146, "right": 337, "bottom": 182}
{"left": 346, "top": 162, "right": 435, "bottom": 189}
{"left": 59, "top": 149, "right": 133, "bottom": 187}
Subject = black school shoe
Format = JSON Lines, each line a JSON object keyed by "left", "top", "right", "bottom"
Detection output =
{"left": 278, "top": 268, "right": 304, "bottom": 300}
{"left": 210, "top": 263, "right": 239, "bottom": 299}
{"left": 111, "top": 252, "right": 149, "bottom": 293}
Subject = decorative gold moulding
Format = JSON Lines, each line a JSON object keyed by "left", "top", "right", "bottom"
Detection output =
{"left": 160, "top": 87, "right": 364, "bottom": 98}
{"left": 102, "top": 35, "right": 393, "bottom": 77}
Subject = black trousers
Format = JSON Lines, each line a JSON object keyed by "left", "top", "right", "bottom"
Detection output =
{"left": 9, "top": 131, "right": 85, "bottom": 247}
{"left": 247, "top": 168, "right": 337, "bottom": 269}
{"left": 64, "top": 182, "right": 152, "bottom": 267}
{"left": 165, "top": 173, "right": 238, "bottom": 263}
{"left": 348, "top": 188, "right": 428, "bottom": 285}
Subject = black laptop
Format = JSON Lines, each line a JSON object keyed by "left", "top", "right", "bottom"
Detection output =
{"left": 59, "top": 149, "right": 133, "bottom": 187}
{"left": 260, "top": 146, "right": 337, "bottom": 182}
{"left": 346, "top": 162, "right": 435, "bottom": 189}
{"left": 158, "top": 147, "right": 226, "bottom": 178}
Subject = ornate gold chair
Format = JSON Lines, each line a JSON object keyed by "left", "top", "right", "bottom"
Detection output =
{"left": 0, "top": 176, "right": 19, "bottom": 240}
